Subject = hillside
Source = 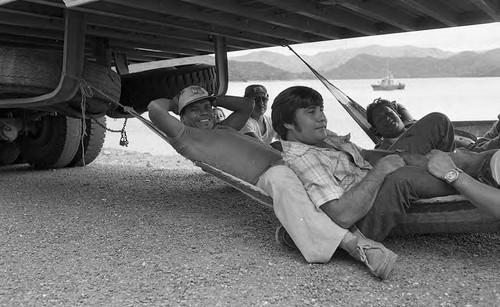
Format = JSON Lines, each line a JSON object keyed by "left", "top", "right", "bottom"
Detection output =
{"left": 229, "top": 45, "right": 454, "bottom": 73}
{"left": 324, "top": 48, "right": 500, "bottom": 79}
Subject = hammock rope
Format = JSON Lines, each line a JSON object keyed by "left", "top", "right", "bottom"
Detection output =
{"left": 285, "top": 45, "right": 380, "bottom": 144}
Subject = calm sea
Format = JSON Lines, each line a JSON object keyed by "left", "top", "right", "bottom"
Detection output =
{"left": 104, "top": 77, "right": 499, "bottom": 156}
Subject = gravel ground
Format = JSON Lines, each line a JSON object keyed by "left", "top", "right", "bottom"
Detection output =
{"left": 1, "top": 148, "right": 499, "bottom": 306}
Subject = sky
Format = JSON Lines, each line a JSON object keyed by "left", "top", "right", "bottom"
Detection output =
{"left": 228, "top": 22, "right": 500, "bottom": 57}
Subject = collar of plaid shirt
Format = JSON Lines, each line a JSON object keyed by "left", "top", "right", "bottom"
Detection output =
{"left": 281, "top": 130, "right": 372, "bottom": 170}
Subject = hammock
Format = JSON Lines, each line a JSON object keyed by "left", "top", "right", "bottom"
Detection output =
{"left": 195, "top": 161, "right": 500, "bottom": 236}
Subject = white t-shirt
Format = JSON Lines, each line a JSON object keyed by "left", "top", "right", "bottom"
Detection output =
{"left": 240, "top": 115, "right": 277, "bottom": 144}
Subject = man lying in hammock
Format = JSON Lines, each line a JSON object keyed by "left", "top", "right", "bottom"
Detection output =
{"left": 367, "top": 98, "right": 416, "bottom": 150}
{"left": 148, "top": 85, "right": 401, "bottom": 280}
{"left": 270, "top": 86, "right": 499, "bottom": 242}
{"left": 366, "top": 98, "right": 500, "bottom": 151}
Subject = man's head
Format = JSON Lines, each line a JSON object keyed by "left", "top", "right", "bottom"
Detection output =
{"left": 244, "top": 84, "right": 269, "bottom": 119}
{"left": 271, "top": 86, "right": 326, "bottom": 145}
{"left": 366, "top": 98, "right": 406, "bottom": 138}
{"left": 178, "top": 85, "right": 216, "bottom": 129}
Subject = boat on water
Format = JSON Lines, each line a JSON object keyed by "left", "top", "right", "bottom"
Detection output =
{"left": 371, "top": 70, "right": 405, "bottom": 91}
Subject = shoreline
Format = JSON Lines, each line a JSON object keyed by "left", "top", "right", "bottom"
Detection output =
{"left": 94, "top": 147, "right": 198, "bottom": 170}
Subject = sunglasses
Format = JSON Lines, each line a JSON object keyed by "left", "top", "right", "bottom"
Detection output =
{"left": 253, "top": 96, "right": 268, "bottom": 102}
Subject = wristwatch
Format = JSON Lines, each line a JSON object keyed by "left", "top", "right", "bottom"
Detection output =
{"left": 444, "top": 168, "right": 463, "bottom": 184}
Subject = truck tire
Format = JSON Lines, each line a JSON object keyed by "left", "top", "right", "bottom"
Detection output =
{"left": 17, "top": 114, "right": 82, "bottom": 169}
{"left": 68, "top": 116, "right": 106, "bottom": 167}
{"left": 0, "top": 47, "right": 121, "bottom": 114}
{"left": 113, "top": 64, "right": 216, "bottom": 117}
{"left": 0, "top": 141, "right": 20, "bottom": 166}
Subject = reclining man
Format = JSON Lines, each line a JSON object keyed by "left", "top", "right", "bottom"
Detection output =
{"left": 148, "top": 85, "right": 400, "bottom": 280}
{"left": 367, "top": 98, "right": 500, "bottom": 151}
{"left": 271, "top": 86, "right": 498, "bottom": 242}
{"left": 366, "top": 98, "right": 458, "bottom": 150}
{"left": 367, "top": 98, "right": 416, "bottom": 149}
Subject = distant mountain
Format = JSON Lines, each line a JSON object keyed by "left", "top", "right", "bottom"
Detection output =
{"left": 229, "top": 45, "right": 455, "bottom": 73}
{"left": 227, "top": 61, "right": 307, "bottom": 81}
{"left": 323, "top": 48, "right": 500, "bottom": 79}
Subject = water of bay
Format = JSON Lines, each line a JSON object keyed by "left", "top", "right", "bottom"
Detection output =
{"left": 104, "top": 77, "right": 499, "bottom": 156}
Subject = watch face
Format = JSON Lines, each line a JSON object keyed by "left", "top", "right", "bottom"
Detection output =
{"left": 445, "top": 169, "right": 459, "bottom": 183}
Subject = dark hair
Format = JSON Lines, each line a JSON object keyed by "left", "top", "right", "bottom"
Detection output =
{"left": 366, "top": 98, "right": 399, "bottom": 127}
{"left": 271, "top": 86, "right": 323, "bottom": 140}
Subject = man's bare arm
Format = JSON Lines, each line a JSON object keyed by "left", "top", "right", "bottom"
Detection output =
{"left": 449, "top": 173, "right": 500, "bottom": 217}
{"left": 320, "top": 155, "right": 405, "bottom": 228}
{"left": 427, "top": 149, "right": 500, "bottom": 218}
{"left": 217, "top": 96, "right": 254, "bottom": 131}
{"left": 147, "top": 98, "right": 183, "bottom": 138}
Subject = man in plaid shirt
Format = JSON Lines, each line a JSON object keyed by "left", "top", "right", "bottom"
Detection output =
{"left": 271, "top": 86, "right": 496, "bottom": 273}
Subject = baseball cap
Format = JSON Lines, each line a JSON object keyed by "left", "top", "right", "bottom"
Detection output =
{"left": 178, "top": 85, "right": 216, "bottom": 114}
{"left": 244, "top": 84, "right": 268, "bottom": 98}
{"left": 491, "top": 150, "right": 500, "bottom": 185}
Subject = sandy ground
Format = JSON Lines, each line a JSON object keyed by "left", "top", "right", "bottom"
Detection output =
{"left": 1, "top": 148, "right": 499, "bottom": 306}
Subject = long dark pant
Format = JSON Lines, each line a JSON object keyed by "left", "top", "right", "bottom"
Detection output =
{"left": 389, "top": 112, "right": 456, "bottom": 154}
{"left": 356, "top": 112, "right": 457, "bottom": 241}
{"left": 357, "top": 113, "right": 499, "bottom": 241}
{"left": 355, "top": 166, "right": 456, "bottom": 241}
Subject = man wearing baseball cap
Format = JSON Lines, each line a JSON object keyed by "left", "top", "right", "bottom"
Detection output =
{"left": 240, "top": 84, "right": 277, "bottom": 144}
{"left": 147, "top": 85, "right": 282, "bottom": 184}
{"left": 427, "top": 149, "right": 500, "bottom": 217}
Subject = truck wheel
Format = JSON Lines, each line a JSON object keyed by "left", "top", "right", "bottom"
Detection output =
{"left": 112, "top": 64, "right": 216, "bottom": 117}
{"left": 18, "top": 114, "right": 82, "bottom": 169}
{"left": 68, "top": 116, "right": 106, "bottom": 167}
{"left": 0, "top": 46, "right": 121, "bottom": 114}
{"left": 0, "top": 141, "right": 20, "bottom": 166}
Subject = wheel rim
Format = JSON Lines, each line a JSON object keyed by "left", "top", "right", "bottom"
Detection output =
{"left": 18, "top": 114, "right": 82, "bottom": 169}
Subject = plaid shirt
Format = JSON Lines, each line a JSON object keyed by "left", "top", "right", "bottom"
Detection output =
{"left": 281, "top": 131, "right": 372, "bottom": 211}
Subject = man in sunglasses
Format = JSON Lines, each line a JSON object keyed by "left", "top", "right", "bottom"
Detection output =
{"left": 240, "top": 84, "right": 277, "bottom": 144}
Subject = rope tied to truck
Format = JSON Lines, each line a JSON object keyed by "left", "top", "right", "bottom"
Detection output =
{"left": 78, "top": 80, "right": 92, "bottom": 165}
{"left": 78, "top": 79, "right": 168, "bottom": 144}
{"left": 77, "top": 79, "right": 130, "bottom": 165}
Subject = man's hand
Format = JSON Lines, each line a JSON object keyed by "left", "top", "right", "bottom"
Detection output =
{"left": 169, "top": 95, "right": 180, "bottom": 115}
{"left": 426, "top": 149, "right": 457, "bottom": 179}
{"left": 372, "top": 154, "right": 405, "bottom": 176}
